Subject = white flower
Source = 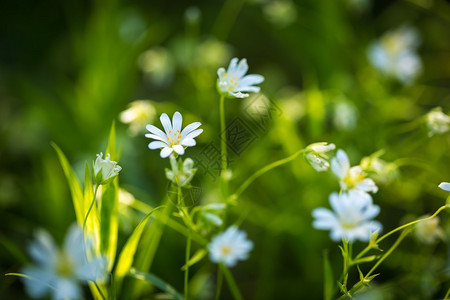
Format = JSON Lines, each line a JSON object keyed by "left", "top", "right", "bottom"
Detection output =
{"left": 439, "top": 182, "right": 450, "bottom": 192}
{"left": 426, "top": 107, "right": 450, "bottom": 137}
{"left": 367, "top": 26, "right": 422, "bottom": 84}
{"left": 304, "top": 142, "right": 336, "bottom": 172}
{"left": 120, "top": 100, "right": 156, "bottom": 136}
{"left": 21, "top": 224, "right": 107, "bottom": 300}
{"left": 146, "top": 112, "right": 203, "bottom": 158}
{"left": 217, "top": 58, "right": 264, "bottom": 98}
{"left": 93, "top": 152, "right": 121, "bottom": 185}
{"left": 208, "top": 226, "right": 253, "bottom": 267}
{"left": 312, "top": 190, "right": 382, "bottom": 242}
{"left": 331, "top": 149, "right": 378, "bottom": 193}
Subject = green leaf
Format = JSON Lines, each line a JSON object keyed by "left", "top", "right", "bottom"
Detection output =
{"left": 51, "top": 143, "right": 84, "bottom": 224}
{"left": 84, "top": 162, "right": 100, "bottom": 252}
{"left": 323, "top": 250, "right": 334, "bottom": 300}
{"left": 99, "top": 180, "right": 119, "bottom": 272}
{"left": 181, "top": 248, "right": 207, "bottom": 271}
{"left": 114, "top": 206, "right": 163, "bottom": 294}
{"left": 128, "top": 268, "right": 183, "bottom": 300}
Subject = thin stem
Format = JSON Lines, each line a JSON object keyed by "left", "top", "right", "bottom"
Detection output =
{"left": 444, "top": 287, "right": 450, "bottom": 300}
{"left": 83, "top": 184, "right": 100, "bottom": 231}
{"left": 184, "top": 233, "right": 191, "bottom": 300}
{"left": 230, "top": 149, "right": 305, "bottom": 202}
{"left": 219, "top": 95, "right": 228, "bottom": 193}
{"left": 354, "top": 205, "right": 448, "bottom": 261}
{"left": 221, "top": 263, "right": 243, "bottom": 300}
{"left": 214, "top": 265, "right": 224, "bottom": 300}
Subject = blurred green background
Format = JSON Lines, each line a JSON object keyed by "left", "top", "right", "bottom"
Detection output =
{"left": 1, "top": 0, "right": 450, "bottom": 299}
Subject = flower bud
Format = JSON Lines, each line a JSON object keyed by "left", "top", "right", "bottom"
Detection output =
{"left": 304, "top": 142, "right": 336, "bottom": 172}
{"left": 94, "top": 153, "right": 122, "bottom": 185}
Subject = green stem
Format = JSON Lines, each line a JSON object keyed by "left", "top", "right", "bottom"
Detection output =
{"left": 94, "top": 281, "right": 107, "bottom": 300}
{"left": 354, "top": 205, "right": 448, "bottom": 261}
{"left": 83, "top": 184, "right": 100, "bottom": 231}
{"left": 221, "top": 263, "right": 243, "bottom": 300}
{"left": 214, "top": 265, "right": 224, "bottom": 300}
{"left": 230, "top": 149, "right": 305, "bottom": 202}
{"left": 220, "top": 95, "right": 228, "bottom": 193}
{"left": 184, "top": 233, "right": 191, "bottom": 300}
{"left": 444, "top": 287, "right": 450, "bottom": 300}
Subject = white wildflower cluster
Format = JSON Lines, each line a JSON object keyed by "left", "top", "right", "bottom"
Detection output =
{"left": 426, "top": 107, "right": 450, "bottom": 137}
{"left": 367, "top": 26, "right": 422, "bottom": 84}
{"left": 120, "top": 100, "right": 156, "bottom": 136}
{"left": 312, "top": 149, "right": 382, "bottom": 242}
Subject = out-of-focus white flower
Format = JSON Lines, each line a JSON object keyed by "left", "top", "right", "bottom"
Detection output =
{"left": 414, "top": 216, "right": 444, "bottom": 244}
{"left": 439, "top": 182, "right": 450, "bottom": 191}
{"left": 208, "top": 226, "right": 253, "bottom": 267}
{"left": 166, "top": 156, "right": 197, "bottom": 187}
{"left": 93, "top": 153, "right": 122, "bottom": 185}
{"left": 331, "top": 150, "right": 378, "bottom": 193}
{"left": 333, "top": 101, "right": 358, "bottom": 131}
{"left": 21, "top": 225, "right": 107, "bottom": 300}
{"left": 312, "top": 190, "right": 382, "bottom": 242}
{"left": 360, "top": 152, "right": 398, "bottom": 184}
{"left": 304, "top": 142, "right": 336, "bottom": 172}
{"left": 263, "top": 0, "right": 297, "bottom": 28}
{"left": 145, "top": 112, "right": 203, "bottom": 158}
{"left": 426, "top": 107, "right": 450, "bottom": 137}
{"left": 217, "top": 58, "right": 264, "bottom": 98}
{"left": 120, "top": 100, "right": 156, "bottom": 136}
{"left": 367, "top": 26, "right": 422, "bottom": 84}
{"left": 138, "top": 47, "right": 175, "bottom": 86}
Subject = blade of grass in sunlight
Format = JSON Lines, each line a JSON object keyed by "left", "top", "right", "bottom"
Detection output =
{"left": 128, "top": 268, "right": 183, "bottom": 300}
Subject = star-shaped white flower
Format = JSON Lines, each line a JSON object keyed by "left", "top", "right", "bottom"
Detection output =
{"left": 21, "top": 224, "right": 107, "bottom": 300}
{"left": 312, "top": 190, "right": 382, "bottom": 242}
{"left": 146, "top": 112, "right": 203, "bottom": 158}
{"left": 217, "top": 58, "right": 264, "bottom": 98}
{"left": 331, "top": 149, "right": 378, "bottom": 193}
{"left": 208, "top": 226, "right": 253, "bottom": 267}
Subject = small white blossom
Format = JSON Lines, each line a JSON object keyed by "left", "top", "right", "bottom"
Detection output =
{"left": 426, "top": 107, "right": 450, "bottom": 137}
{"left": 367, "top": 26, "right": 421, "bottom": 84}
{"left": 305, "top": 142, "right": 336, "bottom": 172}
{"left": 331, "top": 149, "right": 378, "bottom": 193}
{"left": 208, "top": 226, "right": 253, "bottom": 267}
{"left": 217, "top": 58, "right": 264, "bottom": 98}
{"left": 439, "top": 182, "right": 450, "bottom": 192}
{"left": 312, "top": 190, "right": 382, "bottom": 242}
{"left": 21, "top": 224, "right": 107, "bottom": 300}
{"left": 93, "top": 153, "right": 121, "bottom": 185}
{"left": 146, "top": 112, "right": 203, "bottom": 158}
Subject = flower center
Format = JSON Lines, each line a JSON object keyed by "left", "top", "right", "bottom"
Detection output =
{"left": 220, "top": 245, "right": 232, "bottom": 256}
{"left": 343, "top": 172, "right": 365, "bottom": 190}
{"left": 56, "top": 253, "right": 74, "bottom": 277}
{"left": 220, "top": 72, "right": 240, "bottom": 92}
{"left": 166, "top": 130, "right": 182, "bottom": 147}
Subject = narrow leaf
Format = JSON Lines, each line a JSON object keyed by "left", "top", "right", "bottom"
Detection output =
{"left": 181, "top": 249, "right": 207, "bottom": 271}
{"left": 99, "top": 180, "right": 118, "bottom": 271}
{"left": 84, "top": 162, "right": 100, "bottom": 252}
{"left": 323, "top": 250, "right": 334, "bottom": 300}
{"left": 128, "top": 268, "right": 183, "bottom": 300}
{"left": 51, "top": 143, "right": 84, "bottom": 224}
{"left": 114, "top": 207, "right": 163, "bottom": 293}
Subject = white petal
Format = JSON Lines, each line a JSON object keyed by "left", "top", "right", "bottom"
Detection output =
{"left": 235, "top": 86, "right": 260, "bottom": 93}
{"left": 217, "top": 67, "right": 226, "bottom": 78}
{"left": 172, "top": 112, "right": 183, "bottom": 133}
{"left": 439, "top": 182, "right": 450, "bottom": 191}
{"left": 76, "top": 256, "right": 107, "bottom": 282}
{"left": 356, "top": 178, "right": 378, "bottom": 193}
{"left": 173, "top": 144, "right": 185, "bottom": 155}
{"left": 146, "top": 124, "right": 167, "bottom": 139}
{"left": 234, "top": 58, "right": 248, "bottom": 77}
{"left": 149, "top": 141, "right": 168, "bottom": 149}
{"left": 227, "top": 58, "right": 239, "bottom": 73}
{"left": 239, "top": 74, "right": 264, "bottom": 86}
{"left": 29, "top": 230, "right": 57, "bottom": 268}
{"left": 160, "top": 147, "right": 173, "bottom": 158}
{"left": 21, "top": 267, "right": 55, "bottom": 298}
{"left": 159, "top": 113, "right": 172, "bottom": 134}
{"left": 181, "top": 138, "right": 196, "bottom": 147}
{"left": 230, "top": 91, "right": 249, "bottom": 98}
{"left": 53, "top": 278, "right": 82, "bottom": 300}
{"left": 180, "top": 122, "right": 202, "bottom": 137}
{"left": 331, "top": 149, "right": 350, "bottom": 179}
{"left": 64, "top": 225, "right": 85, "bottom": 266}
{"left": 184, "top": 129, "right": 203, "bottom": 140}
{"left": 145, "top": 133, "right": 166, "bottom": 142}
{"left": 312, "top": 208, "right": 337, "bottom": 230}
